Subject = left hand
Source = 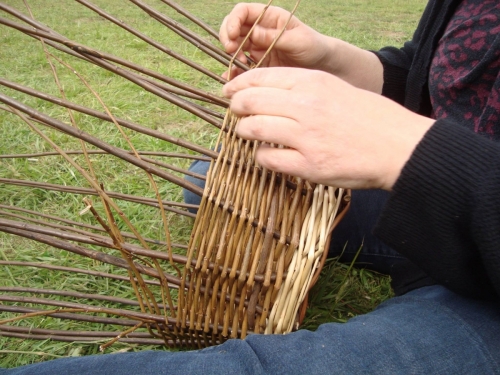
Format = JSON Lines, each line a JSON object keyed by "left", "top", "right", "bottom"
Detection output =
{"left": 223, "top": 67, "right": 435, "bottom": 191}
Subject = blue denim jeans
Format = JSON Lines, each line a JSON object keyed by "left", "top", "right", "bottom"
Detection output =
{"left": 2, "top": 285, "right": 500, "bottom": 374}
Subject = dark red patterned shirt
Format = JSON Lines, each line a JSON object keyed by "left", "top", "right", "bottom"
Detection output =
{"left": 429, "top": 0, "right": 500, "bottom": 139}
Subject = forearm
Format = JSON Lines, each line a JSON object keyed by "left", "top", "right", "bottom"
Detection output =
{"left": 316, "top": 37, "right": 384, "bottom": 94}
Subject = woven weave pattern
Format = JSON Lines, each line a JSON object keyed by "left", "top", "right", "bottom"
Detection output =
{"left": 182, "top": 112, "right": 345, "bottom": 342}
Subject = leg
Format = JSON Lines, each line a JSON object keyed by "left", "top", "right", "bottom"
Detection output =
{"left": 328, "top": 189, "right": 406, "bottom": 274}
{"left": 3, "top": 285, "right": 499, "bottom": 375}
{"left": 183, "top": 159, "right": 208, "bottom": 214}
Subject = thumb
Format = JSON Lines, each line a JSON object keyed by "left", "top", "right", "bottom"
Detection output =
{"left": 249, "top": 24, "right": 282, "bottom": 49}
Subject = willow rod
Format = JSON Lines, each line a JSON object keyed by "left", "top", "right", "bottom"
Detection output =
{"left": 0, "top": 2, "right": 227, "bottom": 106}
{"left": 0, "top": 209, "right": 176, "bottom": 252}
{"left": 0, "top": 106, "right": 210, "bottom": 181}
{"left": 0, "top": 325, "right": 206, "bottom": 347}
{"left": 1, "top": 172, "right": 300, "bottom": 245}
{"left": 0, "top": 17, "right": 223, "bottom": 127}
{"left": 0, "top": 218, "right": 282, "bottom": 284}
{"left": 0, "top": 310, "right": 192, "bottom": 349}
{"left": 0, "top": 305, "right": 139, "bottom": 327}
{"left": 160, "top": 0, "right": 220, "bottom": 40}
{"left": 0, "top": 287, "right": 148, "bottom": 308}
{"left": 157, "top": 0, "right": 254, "bottom": 66}
{"left": 73, "top": 0, "right": 224, "bottom": 84}
{"left": 0, "top": 261, "right": 162, "bottom": 287}
{"left": 0, "top": 324, "right": 159, "bottom": 339}
{"left": 0, "top": 283, "right": 255, "bottom": 333}
{"left": 39, "top": 38, "right": 228, "bottom": 108}
{"left": 79, "top": 47, "right": 223, "bottom": 128}
{"left": 0, "top": 2, "right": 229, "bottom": 108}
{"left": 0, "top": 225, "right": 167, "bottom": 280}
{"left": 1, "top": 76, "right": 305, "bottom": 195}
{"left": 0, "top": 93, "right": 204, "bottom": 194}
{"left": 0, "top": 145, "right": 209, "bottom": 179}
{"left": 0, "top": 205, "right": 189, "bottom": 249}
{"left": 0, "top": 150, "right": 210, "bottom": 161}
{"left": 0, "top": 2, "right": 64, "bottom": 38}
{"left": 0, "top": 78, "right": 217, "bottom": 158}
{"left": 133, "top": 0, "right": 250, "bottom": 71}
{"left": 128, "top": 0, "right": 249, "bottom": 71}
{"left": 0, "top": 178, "right": 197, "bottom": 216}
{"left": 0, "top": 17, "right": 221, "bottom": 123}
{"left": 0, "top": 226, "right": 268, "bottom": 318}
{"left": 0, "top": 295, "right": 175, "bottom": 325}
{"left": 1, "top": 2, "right": 223, "bottom": 87}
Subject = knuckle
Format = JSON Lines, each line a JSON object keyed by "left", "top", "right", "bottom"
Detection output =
{"left": 303, "top": 70, "right": 332, "bottom": 89}
{"left": 249, "top": 116, "right": 266, "bottom": 139}
{"left": 233, "top": 3, "right": 246, "bottom": 12}
{"left": 234, "top": 91, "right": 259, "bottom": 114}
{"left": 236, "top": 115, "right": 266, "bottom": 141}
{"left": 265, "top": 156, "right": 281, "bottom": 172}
{"left": 247, "top": 68, "right": 266, "bottom": 87}
{"left": 257, "top": 148, "right": 280, "bottom": 171}
{"left": 297, "top": 92, "right": 323, "bottom": 112}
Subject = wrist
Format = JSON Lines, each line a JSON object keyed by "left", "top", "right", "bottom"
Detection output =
{"left": 315, "top": 36, "right": 344, "bottom": 75}
{"left": 382, "top": 116, "right": 436, "bottom": 191}
{"left": 317, "top": 38, "right": 384, "bottom": 93}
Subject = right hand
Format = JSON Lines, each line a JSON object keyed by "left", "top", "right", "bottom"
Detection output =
{"left": 219, "top": 3, "right": 330, "bottom": 78}
{"left": 223, "top": 67, "right": 434, "bottom": 190}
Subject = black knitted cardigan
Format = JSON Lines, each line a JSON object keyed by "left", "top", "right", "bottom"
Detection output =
{"left": 373, "top": 0, "right": 500, "bottom": 300}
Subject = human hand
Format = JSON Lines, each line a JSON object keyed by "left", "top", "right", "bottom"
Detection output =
{"left": 223, "top": 68, "right": 435, "bottom": 190}
{"left": 219, "top": 3, "right": 330, "bottom": 78}
{"left": 220, "top": 3, "right": 384, "bottom": 93}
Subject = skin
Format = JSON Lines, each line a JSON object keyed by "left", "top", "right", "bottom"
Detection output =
{"left": 220, "top": 4, "right": 436, "bottom": 191}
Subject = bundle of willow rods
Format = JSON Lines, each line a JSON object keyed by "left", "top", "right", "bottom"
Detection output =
{"left": 0, "top": 0, "right": 349, "bottom": 350}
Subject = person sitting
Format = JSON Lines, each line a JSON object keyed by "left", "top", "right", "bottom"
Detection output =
{"left": 3, "top": 1, "right": 500, "bottom": 373}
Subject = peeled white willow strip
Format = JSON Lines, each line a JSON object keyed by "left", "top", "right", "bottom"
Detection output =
{"left": 266, "top": 185, "right": 343, "bottom": 334}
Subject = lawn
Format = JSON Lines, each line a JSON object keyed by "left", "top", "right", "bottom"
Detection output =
{"left": 0, "top": 0, "right": 426, "bottom": 368}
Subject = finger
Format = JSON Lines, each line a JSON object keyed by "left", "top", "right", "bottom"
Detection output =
{"left": 255, "top": 146, "right": 309, "bottom": 179}
{"left": 220, "top": 15, "right": 251, "bottom": 62}
{"left": 223, "top": 68, "right": 301, "bottom": 98}
{"left": 220, "top": 16, "right": 247, "bottom": 54}
{"left": 236, "top": 115, "right": 303, "bottom": 148}
{"left": 257, "top": 146, "right": 360, "bottom": 188}
{"left": 219, "top": 4, "right": 253, "bottom": 52}
{"left": 219, "top": 15, "right": 229, "bottom": 45}
{"left": 247, "top": 24, "right": 280, "bottom": 50}
{"left": 230, "top": 86, "right": 301, "bottom": 117}
{"left": 226, "top": 25, "right": 258, "bottom": 54}
{"left": 225, "top": 3, "right": 268, "bottom": 40}
{"left": 221, "top": 4, "right": 288, "bottom": 54}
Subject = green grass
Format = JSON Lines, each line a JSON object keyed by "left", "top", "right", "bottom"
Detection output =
{"left": 0, "top": 0, "right": 426, "bottom": 368}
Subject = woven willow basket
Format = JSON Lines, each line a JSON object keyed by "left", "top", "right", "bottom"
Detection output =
{"left": 0, "top": 0, "right": 350, "bottom": 350}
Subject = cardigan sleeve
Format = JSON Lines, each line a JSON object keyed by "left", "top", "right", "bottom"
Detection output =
{"left": 374, "top": 119, "right": 500, "bottom": 300}
{"left": 372, "top": 41, "right": 418, "bottom": 106}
